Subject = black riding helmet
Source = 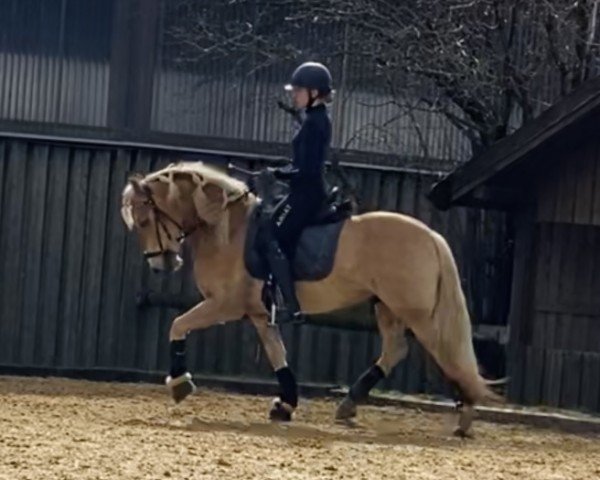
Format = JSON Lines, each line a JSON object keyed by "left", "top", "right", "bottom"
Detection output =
{"left": 284, "top": 62, "right": 333, "bottom": 96}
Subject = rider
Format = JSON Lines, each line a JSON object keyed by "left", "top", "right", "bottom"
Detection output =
{"left": 265, "top": 61, "right": 333, "bottom": 324}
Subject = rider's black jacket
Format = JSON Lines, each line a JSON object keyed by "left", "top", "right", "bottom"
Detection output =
{"left": 275, "top": 103, "right": 330, "bottom": 198}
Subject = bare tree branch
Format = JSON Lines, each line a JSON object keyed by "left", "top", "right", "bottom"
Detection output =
{"left": 165, "top": 0, "right": 600, "bottom": 161}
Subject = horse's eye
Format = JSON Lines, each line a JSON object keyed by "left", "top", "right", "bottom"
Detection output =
{"left": 139, "top": 219, "right": 150, "bottom": 228}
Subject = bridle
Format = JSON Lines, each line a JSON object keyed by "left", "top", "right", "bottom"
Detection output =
{"left": 137, "top": 180, "right": 249, "bottom": 260}
{"left": 142, "top": 196, "right": 200, "bottom": 260}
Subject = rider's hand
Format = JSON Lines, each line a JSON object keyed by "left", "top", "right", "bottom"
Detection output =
{"left": 270, "top": 166, "right": 298, "bottom": 180}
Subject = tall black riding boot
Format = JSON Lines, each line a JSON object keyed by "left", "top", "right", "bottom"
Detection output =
{"left": 265, "top": 240, "right": 304, "bottom": 324}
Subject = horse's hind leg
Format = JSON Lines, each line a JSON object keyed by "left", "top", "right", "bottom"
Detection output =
{"left": 449, "top": 381, "right": 476, "bottom": 438}
{"left": 336, "top": 302, "right": 408, "bottom": 421}
{"left": 407, "top": 316, "right": 479, "bottom": 437}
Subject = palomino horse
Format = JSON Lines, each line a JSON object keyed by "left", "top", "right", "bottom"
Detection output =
{"left": 121, "top": 162, "right": 501, "bottom": 436}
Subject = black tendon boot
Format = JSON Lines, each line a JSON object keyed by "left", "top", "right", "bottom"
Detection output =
{"left": 269, "top": 366, "right": 298, "bottom": 421}
{"left": 166, "top": 339, "right": 197, "bottom": 403}
{"left": 265, "top": 240, "right": 304, "bottom": 324}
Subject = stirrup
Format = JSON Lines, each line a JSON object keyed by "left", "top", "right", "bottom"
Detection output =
{"left": 287, "top": 311, "right": 306, "bottom": 325}
{"left": 269, "top": 301, "right": 278, "bottom": 326}
{"left": 165, "top": 372, "right": 197, "bottom": 403}
{"left": 271, "top": 308, "right": 305, "bottom": 325}
{"left": 288, "top": 311, "right": 306, "bottom": 324}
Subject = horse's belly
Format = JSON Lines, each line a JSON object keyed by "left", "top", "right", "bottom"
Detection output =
{"left": 297, "top": 276, "right": 372, "bottom": 314}
{"left": 313, "top": 212, "right": 439, "bottom": 311}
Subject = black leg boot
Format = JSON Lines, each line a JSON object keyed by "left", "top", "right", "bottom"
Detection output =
{"left": 166, "top": 339, "right": 197, "bottom": 403}
{"left": 265, "top": 240, "right": 304, "bottom": 324}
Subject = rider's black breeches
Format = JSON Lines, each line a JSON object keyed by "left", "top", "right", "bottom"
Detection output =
{"left": 271, "top": 189, "right": 324, "bottom": 256}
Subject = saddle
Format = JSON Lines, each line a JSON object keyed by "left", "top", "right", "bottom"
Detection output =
{"left": 243, "top": 184, "right": 354, "bottom": 282}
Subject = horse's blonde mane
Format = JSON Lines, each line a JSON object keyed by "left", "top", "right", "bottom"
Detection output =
{"left": 144, "top": 161, "right": 248, "bottom": 201}
{"left": 134, "top": 161, "right": 249, "bottom": 245}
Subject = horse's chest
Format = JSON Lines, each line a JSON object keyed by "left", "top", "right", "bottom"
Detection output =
{"left": 193, "top": 254, "right": 240, "bottom": 297}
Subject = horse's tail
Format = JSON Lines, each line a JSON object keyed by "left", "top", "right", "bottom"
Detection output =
{"left": 430, "top": 231, "right": 503, "bottom": 405}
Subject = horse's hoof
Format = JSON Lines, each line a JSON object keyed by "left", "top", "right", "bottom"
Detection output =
{"left": 456, "top": 403, "right": 475, "bottom": 435}
{"left": 453, "top": 427, "right": 474, "bottom": 439}
{"left": 269, "top": 398, "right": 293, "bottom": 422}
{"left": 166, "top": 372, "right": 197, "bottom": 404}
{"left": 335, "top": 396, "right": 357, "bottom": 420}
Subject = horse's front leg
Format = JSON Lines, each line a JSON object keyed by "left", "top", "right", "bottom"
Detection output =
{"left": 167, "top": 298, "right": 238, "bottom": 403}
{"left": 250, "top": 315, "right": 298, "bottom": 422}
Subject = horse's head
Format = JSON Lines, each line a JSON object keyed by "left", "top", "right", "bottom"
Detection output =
{"left": 121, "top": 163, "right": 249, "bottom": 273}
{"left": 121, "top": 174, "right": 187, "bottom": 272}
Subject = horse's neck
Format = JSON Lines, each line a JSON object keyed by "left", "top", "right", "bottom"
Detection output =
{"left": 188, "top": 195, "right": 254, "bottom": 259}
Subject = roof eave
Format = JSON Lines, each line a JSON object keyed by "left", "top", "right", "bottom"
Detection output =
{"left": 429, "top": 77, "right": 600, "bottom": 210}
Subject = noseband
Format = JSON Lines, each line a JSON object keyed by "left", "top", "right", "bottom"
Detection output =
{"left": 142, "top": 197, "right": 199, "bottom": 259}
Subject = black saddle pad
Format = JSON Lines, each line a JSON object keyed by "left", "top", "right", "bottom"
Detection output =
{"left": 244, "top": 204, "right": 347, "bottom": 281}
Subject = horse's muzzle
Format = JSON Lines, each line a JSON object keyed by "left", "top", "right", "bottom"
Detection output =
{"left": 146, "top": 250, "right": 183, "bottom": 273}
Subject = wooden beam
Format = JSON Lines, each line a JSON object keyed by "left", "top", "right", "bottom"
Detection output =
{"left": 536, "top": 301, "right": 600, "bottom": 317}
{"left": 107, "top": 0, "right": 132, "bottom": 129}
{"left": 107, "top": 0, "right": 160, "bottom": 131}
{"left": 453, "top": 81, "right": 600, "bottom": 199}
{"left": 0, "top": 118, "right": 447, "bottom": 175}
{"left": 128, "top": 0, "right": 160, "bottom": 131}
{"left": 506, "top": 206, "right": 537, "bottom": 402}
{"left": 468, "top": 185, "right": 525, "bottom": 208}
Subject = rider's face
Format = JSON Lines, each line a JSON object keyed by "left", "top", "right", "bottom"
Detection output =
{"left": 290, "top": 87, "right": 318, "bottom": 109}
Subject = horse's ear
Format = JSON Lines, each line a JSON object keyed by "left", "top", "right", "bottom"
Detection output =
{"left": 121, "top": 204, "right": 135, "bottom": 230}
{"left": 127, "top": 174, "right": 150, "bottom": 197}
{"left": 127, "top": 172, "right": 144, "bottom": 182}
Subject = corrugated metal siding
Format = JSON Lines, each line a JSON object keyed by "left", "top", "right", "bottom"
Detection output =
{"left": 150, "top": 0, "right": 600, "bottom": 164}
{"left": 152, "top": 49, "right": 471, "bottom": 163}
{"left": 0, "top": 134, "right": 509, "bottom": 397}
{"left": 0, "top": 0, "right": 595, "bottom": 166}
{"left": 0, "top": 53, "right": 109, "bottom": 125}
{"left": 149, "top": 0, "right": 473, "bottom": 163}
{"left": 151, "top": 67, "right": 472, "bottom": 163}
{"left": 0, "top": 0, "right": 112, "bottom": 126}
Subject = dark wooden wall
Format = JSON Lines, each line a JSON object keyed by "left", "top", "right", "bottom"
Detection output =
{"left": 507, "top": 136, "right": 600, "bottom": 412}
{"left": 0, "top": 134, "right": 509, "bottom": 397}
